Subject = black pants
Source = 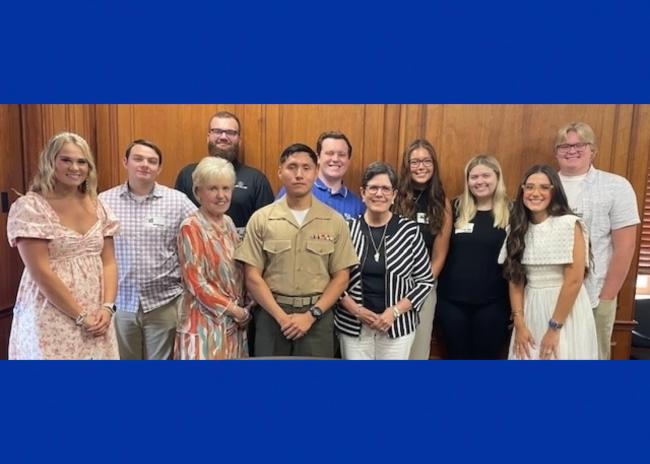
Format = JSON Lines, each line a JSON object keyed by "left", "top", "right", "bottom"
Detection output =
{"left": 435, "top": 298, "right": 509, "bottom": 360}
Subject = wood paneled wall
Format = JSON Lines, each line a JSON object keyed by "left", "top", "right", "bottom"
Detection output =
{"left": 0, "top": 105, "right": 25, "bottom": 359}
{"left": 92, "top": 104, "right": 403, "bottom": 194}
{"left": 1, "top": 104, "right": 649, "bottom": 359}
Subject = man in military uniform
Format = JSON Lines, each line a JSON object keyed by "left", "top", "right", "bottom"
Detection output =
{"left": 235, "top": 143, "right": 358, "bottom": 357}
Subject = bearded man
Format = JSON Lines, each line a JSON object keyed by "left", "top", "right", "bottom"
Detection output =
{"left": 175, "top": 111, "right": 274, "bottom": 236}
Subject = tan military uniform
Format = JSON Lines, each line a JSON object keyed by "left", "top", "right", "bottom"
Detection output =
{"left": 235, "top": 196, "right": 358, "bottom": 357}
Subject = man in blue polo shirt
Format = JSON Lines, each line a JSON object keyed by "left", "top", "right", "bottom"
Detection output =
{"left": 277, "top": 131, "right": 364, "bottom": 220}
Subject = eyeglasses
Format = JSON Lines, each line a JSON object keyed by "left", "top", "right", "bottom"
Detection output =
{"left": 556, "top": 142, "right": 590, "bottom": 153}
{"left": 522, "top": 183, "right": 554, "bottom": 193}
{"left": 365, "top": 185, "right": 394, "bottom": 195}
{"left": 209, "top": 128, "right": 239, "bottom": 137}
{"left": 409, "top": 158, "right": 434, "bottom": 168}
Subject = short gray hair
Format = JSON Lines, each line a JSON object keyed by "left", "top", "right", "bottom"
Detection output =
{"left": 192, "top": 156, "right": 236, "bottom": 201}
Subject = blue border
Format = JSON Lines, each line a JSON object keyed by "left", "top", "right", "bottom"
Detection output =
{"left": 2, "top": 0, "right": 649, "bottom": 102}
{"left": 3, "top": 0, "right": 650, "bottom": 462}
{"left": 1, "top": 361, "right": 649, "bottom": 462}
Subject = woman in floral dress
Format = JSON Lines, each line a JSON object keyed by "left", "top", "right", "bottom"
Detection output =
{"left": 174, "top": 157, "right": 250, "bottom": 360}
{"left": 7, "top": 132, "right": 120, "bottom": 359}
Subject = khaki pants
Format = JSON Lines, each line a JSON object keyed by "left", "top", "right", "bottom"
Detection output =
{"left": 114, "top": 296, "right": 180, "bottom": 360}
{"left": 409, "top": 289, "right": 437, "bottom": 360}
{"left": 593, "top": 298, "right": 617, "bottom": 360}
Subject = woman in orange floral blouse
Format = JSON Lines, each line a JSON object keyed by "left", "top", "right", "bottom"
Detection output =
{"left": 174, "top": 157, "right": 251, "bottom": 360}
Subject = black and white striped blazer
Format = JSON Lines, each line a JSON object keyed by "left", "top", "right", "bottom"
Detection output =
{"left": 334, "top": 215, "right": 435, "bottom": 338}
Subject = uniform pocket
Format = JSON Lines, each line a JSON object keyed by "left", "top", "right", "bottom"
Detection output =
{"left": 262, "top": 239, "right": 293, "bottom": 278}
{"left": 305, "top": 240, "right": 334, "bottom": 255}
{"left": 263, "top": 239, "right": 292, "bottom": 254}
{"left": 303, "top": 240, "right": 334, "bottom": 278}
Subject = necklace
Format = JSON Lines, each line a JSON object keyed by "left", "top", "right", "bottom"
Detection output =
{"left": 365, "top": 219, "right": 389, "bottom": 263}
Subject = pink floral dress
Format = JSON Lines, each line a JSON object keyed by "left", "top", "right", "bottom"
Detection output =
{"left": 7, "top": 192, "right": 120, "bottom": 359}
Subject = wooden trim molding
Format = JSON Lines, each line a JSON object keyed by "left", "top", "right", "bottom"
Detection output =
{"left": 0, "top": 306, "right": 13, "bottom": 360}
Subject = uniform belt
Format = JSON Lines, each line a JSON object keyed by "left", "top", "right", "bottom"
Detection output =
{"left": 273, "top": 293, "right": 320, "bottom": 308}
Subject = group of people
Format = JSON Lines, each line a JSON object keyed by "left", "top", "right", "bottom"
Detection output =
{"left": 6, "top": 112, "right": 640, "bottom": 360}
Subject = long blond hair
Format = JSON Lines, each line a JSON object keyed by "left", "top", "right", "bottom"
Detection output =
{"left": 30, "top": 132, "right": 98, "bottom": 198}
{"left": 455, "top": 155, "right": 509, "bottom": 229}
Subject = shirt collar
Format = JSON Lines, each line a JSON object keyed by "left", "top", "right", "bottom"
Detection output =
{"left": 582, "top": 165, "right": 597, "bottom": 184}
{"left": 559, "top": 165, "right": 595, "bottom": 179}
{"left": 210, "top": 154, "right": 241, "bottom": 170}
{"left": 315, "top": 177, "right": 349, "bottom": 198}
{"left": 270, "top": 195, "right": 332, "bottom": 224}
{"left": 119, "top": 181, "right": 163, "bottom": 199}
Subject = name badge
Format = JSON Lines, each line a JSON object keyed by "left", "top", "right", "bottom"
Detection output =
{"left": 455, "top": 223, "right": 474, "bottom": 234}
{"left": 416, "top": 212, "right": 430, "bottom": 224}
{"left": 236, "top": 226, "right": 246, "bottom": 240}
{"left": 147, "top": 216, "right": 165, "bottom": 227}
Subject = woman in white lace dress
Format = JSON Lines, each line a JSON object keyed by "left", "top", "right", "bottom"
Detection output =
{"left": 501, "top": 165, "right": 597, "bottom": 360}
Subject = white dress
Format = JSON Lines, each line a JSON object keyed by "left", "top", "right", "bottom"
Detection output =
{"left": 500, "top": 215, "right": 598, "bottom": 360}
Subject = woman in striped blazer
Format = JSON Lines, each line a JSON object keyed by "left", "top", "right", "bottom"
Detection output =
{"left": 335, "top": 162, "right": 435, "bottom": 360}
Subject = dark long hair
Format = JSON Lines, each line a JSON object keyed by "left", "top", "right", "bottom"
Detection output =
{"left": 393, "top": 139, "right": 447, "bottom": 235}
{"left": 503, "top": 164, "right": 574, "bottom": 284}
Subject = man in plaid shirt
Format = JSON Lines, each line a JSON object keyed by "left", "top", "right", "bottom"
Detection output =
{"left": 99, "top": 139, "right": 196, "bottom": 360}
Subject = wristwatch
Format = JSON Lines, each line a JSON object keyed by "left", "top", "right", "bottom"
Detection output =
{"left": 102, "top": 303, "right": 117, "bottom": 314}
{"left": 548, "top": 319, "right": 563, "bottom": 330}
{"left": 308, "top": 305, "right": 323, "bottom": 320}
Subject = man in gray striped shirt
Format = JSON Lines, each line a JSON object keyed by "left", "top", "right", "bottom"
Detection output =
{"left": 99, "top": 139, "right": 196, "bottom": 360}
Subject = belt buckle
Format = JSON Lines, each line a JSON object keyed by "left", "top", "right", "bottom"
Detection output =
{"left": 296, "top": 296, "right": 311, "bottom": 308}
{"left": 275, "top": 294, "right": 317, "bottom": 308}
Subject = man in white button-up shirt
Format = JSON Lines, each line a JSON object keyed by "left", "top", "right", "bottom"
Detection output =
{"left": 555, "top": 121, "right": 640, "bottom": 360}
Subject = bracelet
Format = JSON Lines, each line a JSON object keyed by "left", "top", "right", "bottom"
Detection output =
{"left": 227, "top": 300, "right": 247, "bottom": 322}
{"left": 391, "top": 306, "right": 400, "bottom": 319}
{"left": 75, "top": 310, "right": 88, "bottom": 326}
{"left": 511, "top": 310, "right": 523, "bottom": 320}
{"left": 102, "top": 303, "right": 116, "bottom": 315}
